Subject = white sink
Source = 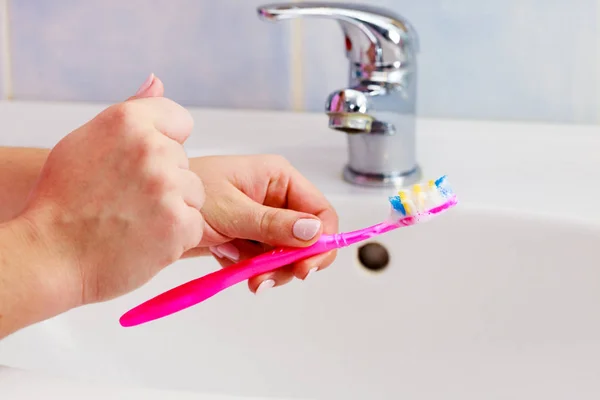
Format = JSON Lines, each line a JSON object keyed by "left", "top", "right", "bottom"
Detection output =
{"left": 1, "top": 101, "right": 600, "bottom": 399}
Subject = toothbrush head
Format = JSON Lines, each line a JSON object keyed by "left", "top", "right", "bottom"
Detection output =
{"left": 388, "top": 175, "right": 458, "bottom": 221}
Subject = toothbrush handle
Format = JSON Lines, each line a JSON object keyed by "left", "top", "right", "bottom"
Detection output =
{"left": 119, "top": 221, "right": 401, "bottom": 327}
{"left": 119, "top": 235, "right": 341, "bottom": 327}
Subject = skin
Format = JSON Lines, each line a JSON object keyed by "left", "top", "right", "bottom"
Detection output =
{"left": 0, "top": 93, "right": 204, "bottom": 338}
{"left": 192, "top": 154, "right": 338, "bottom": 291}
{"left": 0, "top": 75, "right": 338, "bottom": 339}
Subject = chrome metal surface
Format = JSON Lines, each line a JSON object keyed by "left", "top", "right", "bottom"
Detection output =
{"left": 343, "top": 165, "right": 421, "bottom": 188}
{"left": 258, "top": 2, "right": 421, "bottom": 188}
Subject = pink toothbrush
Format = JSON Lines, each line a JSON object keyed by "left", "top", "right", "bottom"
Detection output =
{"left": 119, "top": 175, "right": 458, "bottom": 327}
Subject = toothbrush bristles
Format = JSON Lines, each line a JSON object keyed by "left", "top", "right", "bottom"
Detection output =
{"left": 388, "top": 175, "right": 456, "bottom": 219}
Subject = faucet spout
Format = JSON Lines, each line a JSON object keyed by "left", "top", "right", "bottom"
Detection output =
{"left": 325, "top": 83, "right": 420, "bottom": 187}
{"left": 326, "top": 88, "right": 372, "bottom": 133}
{"left": 257, "top": 2, "right": 421, "bottom": 188}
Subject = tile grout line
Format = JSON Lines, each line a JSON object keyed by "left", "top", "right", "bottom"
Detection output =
{"left": 289, "top": 16, "right": 304, "bottom": 112}
{"left": 0, "top": 0, "right": 12, "bottom": 100}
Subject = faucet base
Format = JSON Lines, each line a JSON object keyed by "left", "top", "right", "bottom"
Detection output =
{"left": 343, "top": 165, "right": 422, "bottom": 188}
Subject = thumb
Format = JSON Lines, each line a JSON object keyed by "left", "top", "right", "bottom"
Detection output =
{"left": 249, "top": 204, "right": 323, "bottom": 247}
{"left": 127, "top": 73, "right": 164, "bottom": 100}
{"left": 215, "top": 195, "right": 324, "bottom": 248}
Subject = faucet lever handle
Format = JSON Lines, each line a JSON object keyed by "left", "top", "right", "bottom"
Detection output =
{"left": 257, "top": 2, "right": 418, "bottom": 69}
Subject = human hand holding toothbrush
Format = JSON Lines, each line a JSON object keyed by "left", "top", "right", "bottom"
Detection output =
{"left": 0, "top": 74, "right": 339, "bottom": 338}
{"left": 134, "top": 76, "right": 340, "bottom": 294}
{"left": 185, "top": 154, "right": 339, "bottom": 294}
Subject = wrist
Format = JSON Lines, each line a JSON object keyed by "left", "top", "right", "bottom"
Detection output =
{"left": 19, "top": 207, "right": 83, "bottom": 310}
{"left": 0, "top": 211, "right": 82, "bottom": 337}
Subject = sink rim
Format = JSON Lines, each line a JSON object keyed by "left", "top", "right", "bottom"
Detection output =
{"left": 2, "top": 102, "right": 600, "bottom": 399}
{"left": 0, "top": 100, "right": 597, "bottom": 222}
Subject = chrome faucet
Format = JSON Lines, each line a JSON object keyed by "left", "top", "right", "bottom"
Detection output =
{"left": 257, "top": 2, "right": 421, "bottom": 188}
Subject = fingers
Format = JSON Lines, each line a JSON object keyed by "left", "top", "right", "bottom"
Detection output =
{"left": 206, "top": 189, "right": 324, "bottom": 248}
{"left": 124, "top": 74, "right": 193, "bottom": 161}
{"left": 285, "top": 166, "right": 339, "bottom": 240}
{"left": 102, "top": 76, "right": 192, "bottom": 150}
{"left": 234, "top": 154, "right": 339, "bottom": 249}
{"left": 180, "top": 204, "right": 205, "bottom": 251}
{"left": 277, "top": 163, "right": 339, "bottom": 279}
{"left": 99, "top": 76, "right": 192, "bottom": 148}
{"left": 180, "top": 246, "right": 212, "bottom": 258}
{"left": 196, "top": 155, "right": 340, "bottom": 288}
{"left": 209, "top": 239, "right": 295, "bottom": 293}
{"left": 127, "top": 75, "right": 204, "bottom": 254}
{"left": 118, "top": 72, "right": 193, "bottom": 145}
{"left": 177, "top": 169, "right": 205, "bottom": 211}
{"left": 248, "top": 265, "right": 295, "bottom": 294}
{"left": 149, "top": 132, "right": 189, "bottom": 169}
{"left": 128, "top": 75, "right": 193, "bottom": 173}
{"left": 132, "top": 96, "right": 194, "bottom": 145}
{"left": 127, "top": 73, "right": 164, "bottom": 100}
{"left": 249, "top": 201, "right": 324, "bottom": 247}
{"left": 291, "top": 249, "right": 337, "bottom": 280}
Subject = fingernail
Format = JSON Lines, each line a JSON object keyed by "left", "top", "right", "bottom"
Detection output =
{"left": 208, "top": 246, "right": 222, "bottom": 259}
{"left": 134, "top": 73, "right": 155, "bottom": 96}
{"left": 304, "top": 267, "right": 319, "bottom": 280}
{"left": 255, "top": 279, "right": 275, "bottom": 295}
{"left": 293, "top": 218, "right": 321, "bottom": 241}
{"left": 209, "top": 243, "right": 239, "bottom": 262}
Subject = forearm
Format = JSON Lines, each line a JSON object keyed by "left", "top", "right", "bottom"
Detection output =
{"left": 0, "top": 147, "right": 49, "bottom": 222}
{"left": 0, "top": 216, "right": 78, "bottom": 339}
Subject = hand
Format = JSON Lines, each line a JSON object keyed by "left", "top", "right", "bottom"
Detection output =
{"left": 187, "top": 155, "right": 339, "bottom": 294}
{"left": 123, "top": 76, "right": 339, "bottom": 292}
{"left": 19, "top": 75, "right": 205, "bottom": 306}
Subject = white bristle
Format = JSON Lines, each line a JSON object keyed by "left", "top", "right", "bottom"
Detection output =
{"left": 426, "top": 185, "right": 443, "bottom": 207}
{"left": 389, "top": 176, "right": 455, "bottom": 218}
{"left": 414, "top": 185, "right": 427, "bottom": 212}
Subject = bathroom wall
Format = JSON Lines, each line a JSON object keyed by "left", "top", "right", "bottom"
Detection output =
{"left": 0, "top": 0, "right": 596, "bottom": 124}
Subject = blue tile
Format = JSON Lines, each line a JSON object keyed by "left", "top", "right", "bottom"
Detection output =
{"left": 300, "top": 0, "right": 598, "bottom": 124}
{"left": 9, "top": 0, "right": 291, "bottom": 109}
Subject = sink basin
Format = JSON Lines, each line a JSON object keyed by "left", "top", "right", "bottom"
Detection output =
{"left": 1, "top": 101, "right": 600, "bottom": 399}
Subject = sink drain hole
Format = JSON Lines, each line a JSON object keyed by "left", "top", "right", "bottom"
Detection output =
{"left": 357, "top": 242, "right": 389, "bottom": 272}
